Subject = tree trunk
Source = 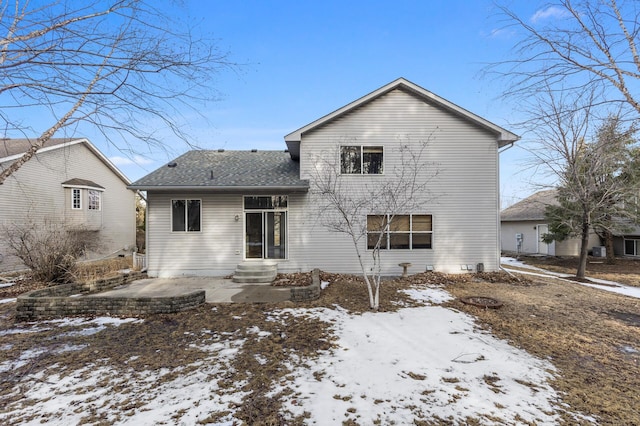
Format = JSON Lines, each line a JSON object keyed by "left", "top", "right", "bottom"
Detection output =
{"left": 603, "top": 229, "right": 616, "bottom": 265}
{"left": 576, "top": 216, "right": 590, "bottom": 279}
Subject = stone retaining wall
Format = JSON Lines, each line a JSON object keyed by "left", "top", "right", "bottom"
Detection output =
{"left": 16, "top": 272, "right": 205, "bottom": 321}
{"left": 290, "top": 268, "right": 321, "bottom": 302}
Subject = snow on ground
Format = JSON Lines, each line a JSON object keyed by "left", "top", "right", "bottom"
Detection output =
{"left": 1, "top": 286, "right": 569, "bottom": 425}
{"left": 501, "top": 256, "right": 640, "bottom": 299}
{"left": 271, "top": 286, "right": 561, "bottom": 425}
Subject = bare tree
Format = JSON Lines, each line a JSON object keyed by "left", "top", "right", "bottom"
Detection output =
{"left": 0, "top": 0, "right": 232, "bottom": 184}
{"left": 493, "top": 0, "right": 640, "bottom": 118}
{"left": 309, "top": 134, "right": 439, "bottom": 311}
{"left": 528, "top": 88, "right": 639, "bottom": 278}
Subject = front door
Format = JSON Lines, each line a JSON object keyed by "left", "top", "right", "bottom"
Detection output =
{"left": 245, "top": 211, "right": 286, "bottom": 259}
{"left": 537, "top": 224, "right": 549, "bottom": 254}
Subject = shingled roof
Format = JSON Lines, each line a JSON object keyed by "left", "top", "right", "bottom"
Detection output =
{"left": 501, "top": 190, "right": 558, "bottom": 222}
{"left": 129, "top": 150, "right": 309, "bottom": 192}
{"left": 0, "top": 138, "right": 76, "bottom": 159}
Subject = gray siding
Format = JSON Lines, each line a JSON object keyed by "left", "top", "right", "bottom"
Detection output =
{"left": 0, "top": 143, "right": 135, "bottom": 271}
{"left": 146, "top": 192, "right": 310, "bottom": 277}
{"left": 299, "top": 88, "right": 501, "bottom": 274}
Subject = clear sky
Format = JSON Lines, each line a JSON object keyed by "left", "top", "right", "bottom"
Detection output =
{"left": 86, "top": 1, "right": 550, "bottom": 207}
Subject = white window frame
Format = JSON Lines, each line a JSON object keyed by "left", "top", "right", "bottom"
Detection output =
{"left": 366, "top": 214, "right": 433, "bottom": 250}
{"left": 171, "top": 199, "right": 202, "bottom": 232}
{"left": 88, "top": 189, "right": 101, "bottom": 211}
{"left": 340, "top": 145, "right": 384, "bottom": 175}
{"left": 71, "top": 188, "right": 82, "bottom": 210}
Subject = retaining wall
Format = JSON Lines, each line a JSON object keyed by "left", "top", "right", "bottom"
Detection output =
{"left": 290, "top": 268, "right": 321, "bottom": 302}
{"left": 16, "top": 272, "right": 205, "bottom": 321}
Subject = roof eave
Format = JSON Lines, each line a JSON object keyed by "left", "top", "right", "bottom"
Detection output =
{"left": 127, "top": 184, "right": 310, "bottom": 193}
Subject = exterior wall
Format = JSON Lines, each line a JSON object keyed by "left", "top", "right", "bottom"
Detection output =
{"left": 146, "top": 192, "right": 310, "bottom": 277}
{"left": 0, "top": 143, "right": 135, "bottom": 271}
{"left": 501, "top": 221, "right": 540, "bottom": 254}
{"left": 298, "top": 88, "right": 501, "bottom": 274}
{"left": 501, "top": 220, "right": 600, "bottom": 256}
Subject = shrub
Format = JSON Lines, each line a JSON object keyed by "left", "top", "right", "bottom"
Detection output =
{"left": 4, "top": 220, "right": 99, "bottom": 283}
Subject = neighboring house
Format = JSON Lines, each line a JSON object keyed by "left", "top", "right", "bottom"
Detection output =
{"left": 0, "top": 138, "right": 136, "bottom": 271}
{"left": 500, "top": 190, "right": 600, "bottom": 256}
{"left": 130, "top": 78, "right": 518, "bottom": 277}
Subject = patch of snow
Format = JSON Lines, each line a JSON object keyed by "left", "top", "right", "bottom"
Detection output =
{"left": 402, "top": 286, "right": 453, "bottom": 304}
{"left": 0, "top": 298, "right": 16, "bottom": 304}
{"left": 275, "top": 306, "right": 561, "bottom": 425}
{"left": 320, "top": 280, "right": 330, "bottom": 290}
{"left": 501, "top": 257, "right": 640, "bottom": 300}
{"left": 0, "top": 282, "right": 15, "bottom": 288}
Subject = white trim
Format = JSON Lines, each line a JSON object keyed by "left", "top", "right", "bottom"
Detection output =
{"left": 71, "top": 188, "right": 82, "bottom": 210}
{"left": 339, "top": 144, "right": 385, "bottom": 175}
{"left": 62, "top": 184, "right": 105, "bottom": 191}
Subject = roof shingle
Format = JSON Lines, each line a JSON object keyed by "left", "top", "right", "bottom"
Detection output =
{"left": 129, "top": 150, "right": 309, "bottom": 191}
{"left": 501, "top": 190, "right": 558, "bottom": 221}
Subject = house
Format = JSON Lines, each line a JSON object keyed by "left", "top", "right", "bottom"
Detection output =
{"left": 500, "top": 190, "right": 600, "bottom": 256}
{"left": 0, "top": 138, "right": 136, "bottom": 271}
{"left": 129, "top": 78, "right": 519, "bottom": 278}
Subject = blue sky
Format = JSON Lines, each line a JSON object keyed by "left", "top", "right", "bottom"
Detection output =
{"left": 90, "top": 1, "right": 550, "bottom": 206}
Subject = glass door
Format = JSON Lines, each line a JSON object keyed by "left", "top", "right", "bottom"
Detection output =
{"left": 245, "top": 212, "right": 263, "bottom": 259}
{"left": 245, "top": 211, "right": 286, "bottom": 259}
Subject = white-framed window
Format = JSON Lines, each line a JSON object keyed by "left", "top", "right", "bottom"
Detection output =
{"left": 88, "top": 189, "right": 101, "bottom": 210}
{"left": 624, "top": 238, "right": 640, "bottom": 256}
{"left": 366, "top": 214, "right": 432, "bottom": 250}
{"left": 72, "top": 188, "right": 82, "bottom": 210}
{"left": 172, "top": 199, "right": 201, "bottom": 232}
{"left": 341, "top": 145, "right": 383, "bottom": 174}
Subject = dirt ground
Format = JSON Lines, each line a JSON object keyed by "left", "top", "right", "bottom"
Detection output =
{"left": 1, "top": 262, "right": 640, "bottom": 424}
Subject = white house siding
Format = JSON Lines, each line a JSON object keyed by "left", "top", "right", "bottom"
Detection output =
{"left": 501, "top": 220, "right": 600, "bottom": 256}
{"left": 298, "top": 88, "right": 501, "bottom": 274}
{"left": 0, "top": 143, "right": 135, "bottom": 271}
{"left": 146, "top": 192, "right": 310, "bottom": 277}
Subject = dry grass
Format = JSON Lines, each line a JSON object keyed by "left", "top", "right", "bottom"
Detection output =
{"left": 1, "top": 263, "right": 640, "bottom": 424}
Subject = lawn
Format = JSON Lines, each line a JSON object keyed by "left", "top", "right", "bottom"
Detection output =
{"left": 1, "top": 263, "right": 639, "bottom": 425}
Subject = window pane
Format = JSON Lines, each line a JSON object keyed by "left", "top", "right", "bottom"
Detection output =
{"left": 187, "top": 200, "right": 201, "bottom": 231}
{"left": 341, "top": 146, "right": 361, "bottom": 174}
{"left": 172, "top": 200, "right": 186, "bottom": 231}
{"left": 625, "top": 239, "right": 636, "bottom": 256}
{"left": 389, "top": 215, "right": 410, "bottom": 232}
{"left": 413, "top": 215, "right": 432, "bottom": 232}
{"left": 389, "top": 233, "right": 410, "bottom": 249}
{"left": 367, "top": 215, "right": 387, "bottom": 232}
{"left": 363, "top": 146, "right": 383, "bottom": 174}
{"left": 88, "top": 190, "right": 100, "bottom": 210}
{"left": 244, "top": 196, "right": 287, "bottom": 209}
{"left": 412, "top": 233, "right": 432, "bottom": 249}
{"left": 72, "top": 189, "right": 81, "bottom": 209}
{"left": 367, "top": 232, "right": 386, "bottom": 249}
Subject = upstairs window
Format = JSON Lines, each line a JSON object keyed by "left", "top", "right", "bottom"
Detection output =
{"left": 367, "top": 214, "right": 432, "bottom": 250}
{"left": 341, "top": 146, "right": 383, "bottom": 174}
{"left": 172, "top": 199, "right": 201, "bottom": 232}
{"left": 88, "top": 190, "right": 101, "bottom": 210}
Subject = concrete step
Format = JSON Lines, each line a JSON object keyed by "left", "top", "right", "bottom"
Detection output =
{"left": 232, "top": 262, "right": 278, "bottom": 283}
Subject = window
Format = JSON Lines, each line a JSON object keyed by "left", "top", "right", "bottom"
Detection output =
{"left": 72, "top": 188, "right": 81, "bottom": 209}
{"left": 624, "top": 238, "right": 640, "bottom": 256}
{"left": 88, "top": 190, "right": 101, "bottom": 210}
{"left": 244, "top": 195, "right": 288, "bottom": 209}
{"left": 367, "top": 214, "right": 432, "bottom": 250}
{"left": 341, "top": 146, "right": 383, "bottom": 174}
{"left": 172, "top": 199, "right": 201, "bottom": 232}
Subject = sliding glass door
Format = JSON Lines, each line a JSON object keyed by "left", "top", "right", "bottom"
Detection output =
{"left": 244, "top": 196, "right": 287, "bottom": 260}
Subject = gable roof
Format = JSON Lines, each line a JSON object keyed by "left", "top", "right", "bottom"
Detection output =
{"left": 0, "top": 138, "right": 131, "bottom": 185}
{"left": 128, "top": 150, "right": 309, "bottom": 192}
{"left": 284, "top": 77, "right": 520, "bottom": 159}
{"left": 501, "top": 190, "right": 558, "bottom": 222}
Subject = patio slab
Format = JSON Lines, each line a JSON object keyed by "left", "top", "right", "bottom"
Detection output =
{"left": 95, "top": 276, "right": 291, "bottom": 303}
